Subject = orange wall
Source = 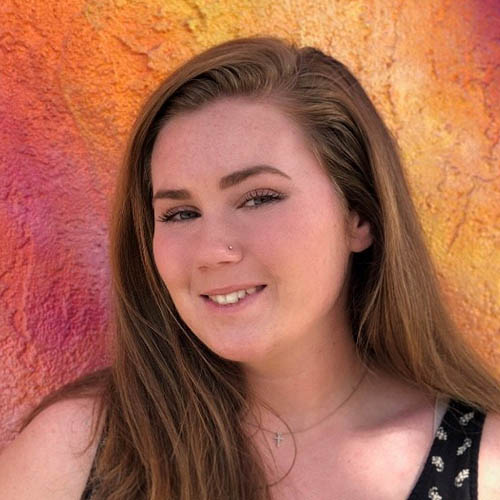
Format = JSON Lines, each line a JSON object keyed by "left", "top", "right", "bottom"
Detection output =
{"left": 1, "top": 0, "right": 499, "bottom": 446}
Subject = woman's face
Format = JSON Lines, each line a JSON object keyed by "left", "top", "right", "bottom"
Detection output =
{"left": 151, "top": 98, "right": 372, "bottom": 366}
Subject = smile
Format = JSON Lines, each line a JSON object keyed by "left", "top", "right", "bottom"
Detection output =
{"left": 201, "top": 285, "right": 267, "bottom": 311}
{"left": 206, "top": 285, "right": 265, "bottom": 305}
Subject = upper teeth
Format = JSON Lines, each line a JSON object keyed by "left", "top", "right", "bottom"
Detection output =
{"left": 208, "top": 286, "right": 259, "bottom": 305}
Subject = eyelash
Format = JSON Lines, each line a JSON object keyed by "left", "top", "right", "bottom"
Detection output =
{"left": 157, "top": 189, "right": 286, "bottom": 224}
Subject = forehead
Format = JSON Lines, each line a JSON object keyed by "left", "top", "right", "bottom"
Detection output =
{"left": 150, "top": 98, "right": 323, "bottom": 186}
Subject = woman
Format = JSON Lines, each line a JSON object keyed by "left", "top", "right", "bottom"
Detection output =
{"left": 0, "top": 36, "right": 499, "bottom": 499}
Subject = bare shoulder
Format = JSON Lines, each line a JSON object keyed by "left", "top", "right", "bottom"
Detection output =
{"left": 0, "top": 397, "right": 104, "bottom": 500}
{"left": 478, "top": 411, "right": 500, "bottom": 500}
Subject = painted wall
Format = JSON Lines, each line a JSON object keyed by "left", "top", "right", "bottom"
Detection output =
{"left": 1, "top": 0, "right": 499, "bottom": 446}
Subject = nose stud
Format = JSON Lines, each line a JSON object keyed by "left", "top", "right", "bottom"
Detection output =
{"left": 228, "top": 245, "right": 233, "bottom": 250}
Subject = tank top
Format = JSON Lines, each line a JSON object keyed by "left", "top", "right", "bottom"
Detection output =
{"left": 408, "top": 399, "right": 485, "bottom": 499}
{"left": 81, "top": 399, "right": 486, "bottom": 499}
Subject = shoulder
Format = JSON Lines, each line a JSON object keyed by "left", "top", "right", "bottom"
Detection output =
{"left": 0, "top": 397, "right": 104, "bottom": 500}
{"left": 478, "top": 411, "right": 500, "bottom": 499}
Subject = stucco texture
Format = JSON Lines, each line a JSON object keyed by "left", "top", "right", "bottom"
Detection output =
{"left": 0, "top": 0, "right": 499, "bottom": 446}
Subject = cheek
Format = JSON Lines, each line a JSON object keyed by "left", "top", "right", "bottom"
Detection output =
{"left": 282, "top": 206, "right": 350, "bottom": 299}
{"left": 152, "top": 232, "right": 186, "bottom": 290}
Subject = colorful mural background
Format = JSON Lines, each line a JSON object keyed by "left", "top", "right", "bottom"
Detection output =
{"left": 0, "top": 0, "right": 499, "bottom": 446}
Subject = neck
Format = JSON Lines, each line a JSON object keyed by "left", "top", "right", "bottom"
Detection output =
{"left": 241, "top": 326, "right": 365, "bottom": 433}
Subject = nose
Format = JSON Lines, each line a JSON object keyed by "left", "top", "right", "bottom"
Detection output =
{"left": 194, "top": 221, "right": 243, "bottom": 270}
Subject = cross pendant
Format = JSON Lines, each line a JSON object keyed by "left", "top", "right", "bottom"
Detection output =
{"left": 274, "top": 432, "right": 284, "bottom": 447}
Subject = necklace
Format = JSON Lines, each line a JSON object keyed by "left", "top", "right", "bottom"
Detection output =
{"left": 248, "top": 369, "right": 367, "bottom": 448}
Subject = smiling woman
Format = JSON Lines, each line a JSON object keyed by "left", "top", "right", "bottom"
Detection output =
{"left": 1, "top": 36, "right": 499, "bottom": 500}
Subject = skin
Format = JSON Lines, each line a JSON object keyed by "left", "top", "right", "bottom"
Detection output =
{"left": 0, "top": 398, "right": 101, "bottom": 499}
{"left": 0, "top": 97, "right": 498, "bottom": 499}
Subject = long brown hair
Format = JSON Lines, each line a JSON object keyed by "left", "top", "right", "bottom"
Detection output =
{"left": 26, "top": 36, "right": 500, "bottom": 499}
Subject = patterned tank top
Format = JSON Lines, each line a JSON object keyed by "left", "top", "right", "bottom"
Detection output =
{"left": 81, "top": 399, "right": 486, "bottom": 499}
{"left": 408, "top": 399, "right": 485, "bottom": 499}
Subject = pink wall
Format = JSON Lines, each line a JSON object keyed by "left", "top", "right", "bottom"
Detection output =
{"left": 1, "top": 0, "right": 499, "bottom": 447}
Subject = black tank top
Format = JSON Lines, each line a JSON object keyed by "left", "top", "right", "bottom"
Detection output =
{"left": 81, "top": 399, "right": 486, "bottom": 499}
{"left": 408, "top": 399, "right": 485, "bottom": 499}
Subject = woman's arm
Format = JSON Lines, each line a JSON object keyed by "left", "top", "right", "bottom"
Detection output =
{"left": 0, "top": 398, "right": 101, "bottom": 499}
{"left": 478, "top": 412, "right": 500, "bottom": 499}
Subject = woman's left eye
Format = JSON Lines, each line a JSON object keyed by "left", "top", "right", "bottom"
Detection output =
{"left": 240, "top": 189, "right": 286, "bottom": 208}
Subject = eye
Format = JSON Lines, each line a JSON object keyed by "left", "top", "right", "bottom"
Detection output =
{"left": 157, "top": 209, "right": 199, "bottom": 224}
{"left": 240, "top": 189, "right": 286, "bottom": 208}
{"left": 157, "top": 189, "right": 286, "bottom": 224}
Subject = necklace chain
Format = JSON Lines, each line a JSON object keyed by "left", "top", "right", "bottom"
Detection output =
{"left": 249, "top": 369, "right": 368, "bottom": 448}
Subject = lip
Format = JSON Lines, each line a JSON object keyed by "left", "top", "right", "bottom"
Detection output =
{"left": 200, "top": 284, "right": 266, "bottom": 296}
{"left": 201, "top": 285, "right": 267, "bottom": 313}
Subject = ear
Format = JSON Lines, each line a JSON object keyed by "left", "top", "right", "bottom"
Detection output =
{"left": 347, "top": 211, "right": 373, "bottom": 253}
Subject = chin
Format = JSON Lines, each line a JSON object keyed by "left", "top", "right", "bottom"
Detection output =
{"left": 201, "top": 336, "right": 274, "bottom": 365}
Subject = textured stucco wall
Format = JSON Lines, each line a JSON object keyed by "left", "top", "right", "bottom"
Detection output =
{"left": 1, "top": 0, "right": 499, "bottom": 447}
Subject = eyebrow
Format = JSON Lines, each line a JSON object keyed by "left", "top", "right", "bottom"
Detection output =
{"left": 152, "top": 164, "right": 291, "bottom": 201}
